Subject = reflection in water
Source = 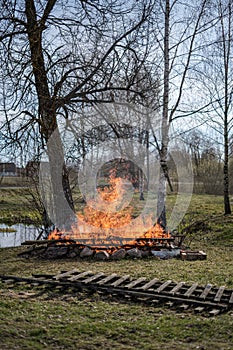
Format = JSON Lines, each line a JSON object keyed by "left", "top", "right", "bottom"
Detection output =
{"left": 0, "top": 224, "right": 39, "bottom": 248}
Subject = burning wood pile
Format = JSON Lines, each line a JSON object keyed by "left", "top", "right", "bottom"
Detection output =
{"left": 20, "top": 229, "right": 182, "bottom": 260}
{"left": 20, "top": 170, "right": 187, "bottom": 260}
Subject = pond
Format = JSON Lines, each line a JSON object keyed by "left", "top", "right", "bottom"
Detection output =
{"left": 0, "top": 224, "right": 40, "bottom": 248}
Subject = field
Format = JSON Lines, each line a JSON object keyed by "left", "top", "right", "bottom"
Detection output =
{"left": 0, "top": 185, "right": 233, "bottom": 349}
{"left": 0, "top": 178, "right": 41, "bottom": 225}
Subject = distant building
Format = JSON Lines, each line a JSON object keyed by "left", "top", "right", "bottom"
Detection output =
{"left": 0, "top": 162, "right": 16, "bottom": 176}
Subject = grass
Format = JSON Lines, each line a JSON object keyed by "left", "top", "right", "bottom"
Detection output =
{"left": 0, "top": 244, "right": 233, "bottom": 350}
{"left": 0, "top": 188, "right": 233, "bottom": 349}
{"left": 0, "top": 294, "right": 232, "bottom": 350}
{"left": 0, "top": 292, "right": 232, "bottom": 350}
{"left": 0, "top": 227, "right": 17, "bottom": 233}
{"left": 0, "top": 187, "right": 41, "bottom": 225}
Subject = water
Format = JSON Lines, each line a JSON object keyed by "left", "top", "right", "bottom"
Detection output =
{"left": 0, "top": 224, "right": 39, "bottom": 248}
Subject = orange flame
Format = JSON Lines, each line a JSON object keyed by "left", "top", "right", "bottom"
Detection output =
{"left": 47, "top": 170, "right": 171, "bottom": 244}
{"left": 47, "top": 228, "right": 71, "bottom": 241}
{"left": 142, "top": 221, "right": 170, "bottom": 239}
{"left": 77, "top": 170, "right": 133, "bottom": 231}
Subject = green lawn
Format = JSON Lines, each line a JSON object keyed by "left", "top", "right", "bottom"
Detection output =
{"left": 0, "top": 186, "right": 41, "bottom": 225}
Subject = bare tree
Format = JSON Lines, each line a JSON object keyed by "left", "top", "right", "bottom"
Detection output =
{"left": 0, "top": 0, "right": 152, "bottom": 229}
{"left": 181, "top": 129, "right": 223, "bottom": 194}
{"left": 199, "top": 0, "right": 233, "bottom": 214}
{"left": 148, "top": 0, "right": 216, "bottom": 227}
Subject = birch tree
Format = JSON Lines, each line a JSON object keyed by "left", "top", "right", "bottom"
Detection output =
{"left": 150, "top": 0, "right": 214, "bottom": 227}
{"left": 200, "top": 0, "right": 233, "bottom": 214}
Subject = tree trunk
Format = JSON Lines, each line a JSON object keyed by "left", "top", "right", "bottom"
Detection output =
{"left": 139, "top": 168, "right": 145, "bottom": 200}
{"left": 46, "top": 129, "right": 75, "bottom": 229}
{"left": 222, "top": 0, "right": 231, "bottom": 215}
{"left": 224, "top": 121, "right": 231, "bottom": 215}
{"left": 157, "top": 0, "right": 170, "bottom": 229}
{"left": 25, "top": 0, "right": 75, "bottom": 229}
{"left": 146, "top": 129, "right": 150, "bottom": 191}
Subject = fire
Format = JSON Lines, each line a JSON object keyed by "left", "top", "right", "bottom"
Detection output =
{"left": 47, "top": 170, "right": 171, "bottom": 244}
{"left": 77, "top": 170, "right": 132, "bottom": 230}
{"left": 98, "top": 169, "right": 124, "bottom": 203}
{"left": 142, "top": 221, "right": 170, "bottom": 239}
{"left": 77, "top": 206, "right": 132, "bottom": 229}
{"left": 47, "top": 228, "right": 71, "bottom": 241}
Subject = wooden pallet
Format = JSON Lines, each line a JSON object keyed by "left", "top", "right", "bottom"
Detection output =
{"left": 0, "top": 270, "right": 232, "bottom": 315}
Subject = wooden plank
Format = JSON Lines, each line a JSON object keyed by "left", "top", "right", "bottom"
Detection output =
{"left": 68, "top": 271, "right": 93, "bottom": 281}
{"left": 54, "top": 269, "right": 80, "bottom": 280}
{"left": 151, "top": 299, "right": 160, "bottom": 304}
{"left": 124, "top": 277, "right": 147, "bottom": 289}
{"left": 214, "top": 286, "right": 225, "bottom": 302}
{"left": 1, "top": 274, "right": 231, "bottom": 310}
{"left": 229, "top": 291, "right": 233, "bottom": 304}
{"left": 200, "top": 284, "right": 212, "bottom": 299}
{"left": 21, "top": 239, "right": 76, "bottom": 245}
{"left": 32, "top": 274, "right": 55, "bottom": 279}
{"left": 209, "top": 309, "right": 221, "bottom": 316}
{"left": 194, "top": 306, "right": 205, "bottom": 313}
{"left": 137, "top": 278, "right": 159, "bottom": 291}
{"left": 111, "top": 275, "right": 130, "bottom": 287}
{"left": 155, "top": 280, "right": 172, "bottom": 293}
{"left": 96, "top": 273, "right": 118, "bottom": 285}
{"left": 170, "top": 282, "right": 186, "bottom": 295}
{"left": 184, "top": 283, "right": 198, "bottom": 297}
{"left": 21, "top": 240, "right": 50, "bottom": 245}
{"left": 166, "top": 301, "right": 175, "bottom": 307}
{"left": 55, "top": 285, "right": 64, "bottom": 290}
{"left": 82, "top": 272, "right": 105, "bottom": 284}
{"left": 2, "top": 279, "right": 15, "bottom": 284}
{"left": 179, "top": 303, "right": 190, "bottom": 310}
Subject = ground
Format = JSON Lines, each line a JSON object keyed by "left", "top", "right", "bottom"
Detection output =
{"left": 0, "top": 187, "right": 233, "bottom": 349}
